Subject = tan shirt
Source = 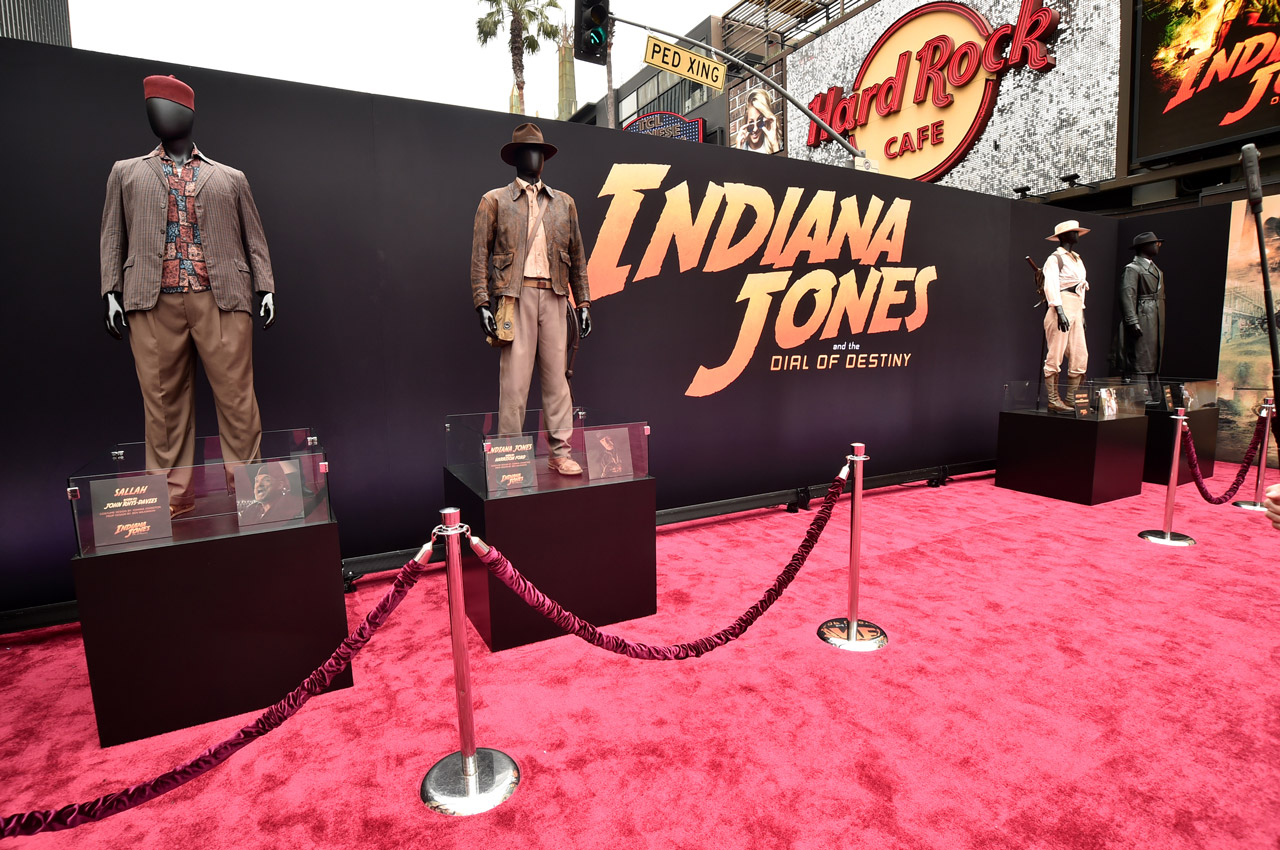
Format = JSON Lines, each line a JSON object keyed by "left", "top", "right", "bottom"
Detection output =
{"left": 516, "top": 177, "right": 551, "bottom": 280}
{"left": 1042, "top": 247, "right": 1088, "bottom": 308}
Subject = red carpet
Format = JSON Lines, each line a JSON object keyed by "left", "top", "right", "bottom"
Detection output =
{"left": 2, "top": 470, "right": 1278, "bottom": 849}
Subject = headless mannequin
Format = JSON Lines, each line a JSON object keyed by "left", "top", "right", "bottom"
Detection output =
{"left": 1130, "top": 239, "right": 1160, "bottom": 398}
{"left": 476, "top": 146, "right": 591, "bottom": 340}
{"left": 103, "top": 98, "right": 275, "bottom": 339}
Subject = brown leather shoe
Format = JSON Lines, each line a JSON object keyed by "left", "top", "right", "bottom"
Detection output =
{"left": 170, "top": 503, "right": 196, "bottom": 520}
{"left": 548, "top": 456, "right": 583, "bottom": 475}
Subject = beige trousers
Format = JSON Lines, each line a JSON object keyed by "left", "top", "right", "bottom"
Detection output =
{"left": 1043, "top": 291, "right": 1087, "bottom": 377}
{"left": 128, "top": 290, "right": 262, "bottom": 507}
{"left": 498, "top": 284, "right": 573, "bottom": 458}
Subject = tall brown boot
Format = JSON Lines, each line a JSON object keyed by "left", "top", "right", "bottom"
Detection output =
{"left": 1064, "top": 373, "right": 1089, "bottom": 413}
{"left": 1046, "top": 377, "right": 1072, "bottom": 413}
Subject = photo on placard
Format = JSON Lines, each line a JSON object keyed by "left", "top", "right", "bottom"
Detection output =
{"left": 1097, "top": 387, "right": 1119, "bottom": 420}
{"left": 234, "top": 460, "right": 305, "bottom": 526}
{"left": 586, "top": 428, "right": 633, "bottom": 480}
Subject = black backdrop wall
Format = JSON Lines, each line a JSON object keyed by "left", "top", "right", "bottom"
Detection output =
{"left": 0, "top": 38, "right": 1230, "bottom": 612}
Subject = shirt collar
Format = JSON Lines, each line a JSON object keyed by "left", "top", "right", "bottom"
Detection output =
{"left": 150, "top": 143, "right": 204, "bottom": 162}
{"left": 515, "top": 176, "right": 543, "bottom": 194}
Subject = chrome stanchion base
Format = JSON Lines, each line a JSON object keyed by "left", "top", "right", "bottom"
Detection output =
{"left": 1138, "top": 530, "right": 1197, "bottom": 546}
{"left": 421, "top": 748, "right": 520, "bottom": 816}
{"left": 817, "top": 617, "right": 888, "bottom": 652}
{"left": 1232, "top": 500, "right": 1266, "bottom": 511}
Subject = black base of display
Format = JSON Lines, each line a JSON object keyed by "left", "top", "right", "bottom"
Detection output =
{"left": 995, "top": 410, "right": 1147, "bottom": 505}
{"left": 72, "top": 521, "right": 352, "bottom": 747}
{"left": 444, "top": 467, "right": 657, "bottom": 652}
{"left": 1144, "top": 407, "right": 1218, "bottom": 485}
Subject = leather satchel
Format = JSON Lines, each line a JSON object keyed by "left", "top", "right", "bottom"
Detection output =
{"left": 487, "top": 295, "right": 516, "bottom": 348}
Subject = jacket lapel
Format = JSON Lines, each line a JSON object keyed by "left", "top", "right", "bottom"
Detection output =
{"left": 191, "top": 157, "right": 218, "bottom": 196}
{"left": 144, "top": 154, "right": 167, "bottom": 188}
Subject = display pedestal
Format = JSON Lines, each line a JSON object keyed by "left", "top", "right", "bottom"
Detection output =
{"left": 72, "top": 520, "right": 352, "bottom": 747}
{"left": 1144, "top": 407, "right": 1218, "bottom": 485}
{"left": 444, "top": 467, "right": 657, "bottom": 652}
{"left": 995, "top": 410, "right": 1147, "bottom": 505}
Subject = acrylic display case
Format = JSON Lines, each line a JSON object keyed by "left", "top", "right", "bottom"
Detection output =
{"left": 67, "top": 428, "right": 332, "bottom": 557}
{"left": 1144, "top": 379, "right": 1219, "bottom": 485}
{"left": 67, "top": 428, "right": 350, "bottom": 746}
{"left": 996, "top": 379, "right": 1148, "bottom": 505}
{"left": 443, "top": 409, "right": 657, "bottom": 651}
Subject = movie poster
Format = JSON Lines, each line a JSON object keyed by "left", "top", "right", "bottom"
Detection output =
{"left": 729, "top": 61, "right": 786, "bottom": 156}
{"left": 1217, "top": 198, "right": 1279, "bottom": 464}
{"left": 1133, "top": 0, "right": 1280, "bottom": 163}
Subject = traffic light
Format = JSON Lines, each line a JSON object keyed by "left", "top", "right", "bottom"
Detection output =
{"left": 574, "top": 0, "right": 610, "bottom": 65}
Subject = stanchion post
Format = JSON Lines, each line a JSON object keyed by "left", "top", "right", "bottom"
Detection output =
{"left": 421, "top": 507, "right": 520, "bottom": 816}
{"left": 818, "top": 443, "right": 888, "bottom": 652}
{"left": 1139, "top": 408, "right": 1197, "bottom": 546}
{"left": 1234, "top": 398, "right": 1274, "bottom": 510}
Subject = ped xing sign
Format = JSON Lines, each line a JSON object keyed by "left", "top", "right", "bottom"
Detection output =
{"left": 644, "top": 36, "right": 726, "bottom": 91}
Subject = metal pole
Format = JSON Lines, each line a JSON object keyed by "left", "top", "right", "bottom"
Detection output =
{"left": 847, "top": 441, "right": 866, "bottom": 635}
{"left": 1235, "top": 398, "right": 1275, "bottom": 510}
{"left": 818, "top": 442, "right": 887, "bottom": 651}
{"left": 610, "top": 14, "right": 866, "bottom": 160}
{"left": 1139, "top": 408, "right": 1196, "bottom": 546}
{"left": 421, "top": 508, "right": 520, "bottom": 816}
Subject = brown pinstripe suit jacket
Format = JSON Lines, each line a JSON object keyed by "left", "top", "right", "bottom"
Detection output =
{"left": 100, "top": 151, "right": 275, "bottom": 313}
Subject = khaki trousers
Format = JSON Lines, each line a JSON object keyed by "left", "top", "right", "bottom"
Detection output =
{"left": 128, "top": 291, "right": 262, "bottom": 507}
{"left": 498, "top": 285, "right": 573, "bottom": 458}
{"left": 1043, "top": 291, "right": 1087, "bottom": 378}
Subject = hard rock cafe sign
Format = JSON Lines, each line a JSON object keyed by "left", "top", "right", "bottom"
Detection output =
{"left": 806, "top": 0, "right": 1059, "bottom": 181}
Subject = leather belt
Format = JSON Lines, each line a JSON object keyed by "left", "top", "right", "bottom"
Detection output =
{"left": 523, "top": 278, "right": 553, "bottom": 289}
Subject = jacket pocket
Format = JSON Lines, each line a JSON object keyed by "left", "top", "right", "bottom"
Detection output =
{"left": 558, "top": 250, "right": 570, "bottom": 266}
{"left": 233, "top": 258, "right": 250, "bottom": 273}
{"left": 493, "top": 252, "right": 513, "bottom": 271}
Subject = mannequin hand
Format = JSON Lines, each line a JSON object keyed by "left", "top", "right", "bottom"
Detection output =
{"left": 1128, "top": 322, "right": 1142, "bottom": 337}
{"left": 104, "top": 292, "right": 126, "bottom": 339}
{"left": 577, "top": 306, "right": 591, "bottom": 339}
{"left": 1055, "top": 306, "right": 1070, "bottom": 332}
{"left": 258, "top": 292, "right": 276, "bottom": 329}
{"left": 477, "top": 304, "right": 498, "bottom": 339}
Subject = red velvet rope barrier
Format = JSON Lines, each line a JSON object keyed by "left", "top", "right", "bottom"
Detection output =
{"left": 1, "top": 551, "right": 435, "bottom": 839}
{"left": 1181, "top": 413, "right": 1269, "bottom": 505}
{"left": 473, "top": 475, "right": 848, "bottom": 660}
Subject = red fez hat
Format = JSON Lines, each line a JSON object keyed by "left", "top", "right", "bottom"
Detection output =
{"left": 143, "top": 75, "right": 195, "bottom": 110}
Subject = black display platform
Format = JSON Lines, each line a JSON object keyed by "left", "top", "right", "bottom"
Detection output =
{"left": 72, "top": 520, "right": 352, "bottom": 747}
{"left": 995, "top": 410, "right": 1148, "bottom": 505}
{"left": 444, "top": 465, "right": 657, "bottom": 652}
{"left": 1144, "top": 407, "right": 1218, "bottom": 485}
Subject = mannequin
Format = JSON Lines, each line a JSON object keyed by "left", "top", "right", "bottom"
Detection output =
{"left": 470, "top": 123, "right": 592, "bottom": 475}
{"left": 1040, "top": 220, "right": 1090, "bottom": 414}
{"left": 1117, "top": 231, "right": 1166, "bottom": 398}
{"left": 100, "top": 75, "right": 277, "bottom": 517}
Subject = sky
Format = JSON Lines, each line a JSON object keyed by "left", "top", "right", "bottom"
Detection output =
{"left": 67, "top": 0, "right": 733, "bottom": 121}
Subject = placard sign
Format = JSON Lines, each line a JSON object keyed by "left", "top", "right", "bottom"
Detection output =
{"left": 89, "top": 473, "right": 171, "bottom": 547}
{"left": 586, "top": 428, "right": 633, "bottom": 480}
{"left": 485, "top": 437, "right": 536, "bottom": 491}
{"left": 234, "top": 460, "right": 306, "bottom": 526}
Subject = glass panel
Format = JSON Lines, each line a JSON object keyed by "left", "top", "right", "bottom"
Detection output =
{"left": 68, "top": 428, "right": 331, "bottom": 557}
{"left": 620, "top": 90, "right": 637, "bottom": 119}
{"left": 445, "top": 409, "right": 648, "bottom": 498}
{"left": 1002, "top": 379, "right": 1149, "bottom": 419}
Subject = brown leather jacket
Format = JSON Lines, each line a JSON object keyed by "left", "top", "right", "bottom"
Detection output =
{"left": 470, "top": 181, "right": 590, "bottom": 309}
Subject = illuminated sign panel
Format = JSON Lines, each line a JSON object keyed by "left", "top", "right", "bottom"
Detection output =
{"left": 806, "top": 0, "right": 1058, "bottom": 181}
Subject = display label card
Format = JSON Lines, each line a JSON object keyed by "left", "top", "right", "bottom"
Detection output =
{"left": 587, "top": 428, "right": 634, "bottom": 480}
{"left": 89, "top": 473, "right": 171, "bottom": 547}
{"left": 234, "top": 460, "right": 306, "bottom": 526}
{"left": 1072, "top": 390, "right": 1092, "bottom": 419}
{"left": 485, "top": 437, "right": 536, "bottom": 491}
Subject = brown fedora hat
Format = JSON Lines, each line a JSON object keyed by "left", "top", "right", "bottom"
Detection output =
{"left": 500, "top": 122, "right": 558, "bottom": 166}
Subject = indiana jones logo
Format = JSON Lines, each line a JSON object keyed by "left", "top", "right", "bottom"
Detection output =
{"left": 587, "top": 163, "right": 938, "bottom": 397}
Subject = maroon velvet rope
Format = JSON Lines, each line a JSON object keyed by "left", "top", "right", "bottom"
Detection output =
{"left": 474, "top": 475, "right": 848, "bottom": 660}
{"left": 1180, "top": 413, "right": 1269, "bottom": 505}
{"left": 1, "top": 554, "right": 434, "bottom": 839}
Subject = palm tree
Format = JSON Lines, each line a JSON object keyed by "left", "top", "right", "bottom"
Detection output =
{"left": 477, "top": 0, "right": 562, "bottom": 115}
